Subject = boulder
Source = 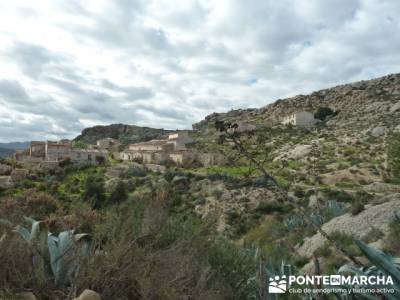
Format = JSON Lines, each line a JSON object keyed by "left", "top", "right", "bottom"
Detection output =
{"left": 297, "top": 198, "right": 400, "bottom": 258}
{"left": 363, "top": 182, "right": 400, "bottom": 193}
{"left": 171, "top": 175, "right": 189, "bottom": 184}
{"left": 10, "top": 168, "right": 29, "bottom": 182}
{"left": 17, "top": 292, "right": 37, "bottom": 300}
{"left": 273, "top": 144, "right": 313, "bottom": 161}
{"left": 390, "top": 101, "right": 400, "bottom": 113}
{"left": 370, "top": 126, "right": 387, "bottom": 137}
{"left": 0, "top": 163, "right": 12, "bottom": 175}
{"left": 0, "top": 176, "right": 13, "bottom": 188}
{"left": 73, "top": 289, "right": 101, "bottom": 300}
{"left": 145, "top": 164, "right": 166, "bottom": 173}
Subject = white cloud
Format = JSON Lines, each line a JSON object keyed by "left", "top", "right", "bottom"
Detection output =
{"left": 0, "top": 0, "right": 399, "bottom": 142}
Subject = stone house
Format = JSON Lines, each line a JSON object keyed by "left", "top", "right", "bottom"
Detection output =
{"left": 69, "top": 149, "right": 108, "bottom": 163}
{"left": 15, "top": 149, "right": 37, "bottom": 162}
{"left": 15, "top": 140, "right": 108, "bottom": 165}
{"left": 169, "top": 150, "right": 196, "bottom": 166}
{"left": 30, "top": 141, "right": 46, "bottom": 157}
{"left": 166, "top": 131, "right": 194, "bottom": 151}
{"left": 96, "top": 138, "right": 120, "bottom": 150}
{"left": 282, "top": 111, "right": 316, "bottom": 127}
{"left": 121, "top": 131, "right": 194, "bottom": 165}
{"left": 45, "top": 140, "right": 72, "bottom": 161}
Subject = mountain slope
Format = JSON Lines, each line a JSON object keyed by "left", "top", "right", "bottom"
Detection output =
{"left": 74, "top": 123, "right": 175, "bottom": 144}
{"left": 193, "top": 73, "right": 400, "bottom": 132}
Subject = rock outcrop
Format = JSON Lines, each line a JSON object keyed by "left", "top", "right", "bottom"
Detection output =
{"left": 73, "top": 289, "right": 101, "bottom": 300}
{"left": 74, "top": 123, "right": 174, "bottom": 145}
{"left": 297, "top": 196, "right": 400, "bottom": 258}
{"left": 193, "top": 73, "right": 400, "bottom": 133}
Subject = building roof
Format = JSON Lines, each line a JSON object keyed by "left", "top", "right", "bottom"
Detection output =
{"left": 129, "top": 139, "right": 168, "bottom": 146}
{"left": 72, "top": 149, "right": 108, "bottom": 154}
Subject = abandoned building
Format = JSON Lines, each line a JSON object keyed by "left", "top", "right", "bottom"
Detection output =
{"left": 120, "top": 131, "right": 226, "bottom": 167}
{"left": 96, "top": 138, "right": 120, "bottom": 150}
{"left": 281, "top": 111, "right": 316, "bottom": 127}
{"left": 15, "top": 140, "right": 107, "bottom": 165}
{"left": 120, "top": 131, "right": 196, "bottom": 166}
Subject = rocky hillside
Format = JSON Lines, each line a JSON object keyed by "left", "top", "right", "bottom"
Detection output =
{"left": 74, "top": 123, "right": 174, "bottom": 145}
{"left": 193, "top": 73, "right": 400, "bottom": 133}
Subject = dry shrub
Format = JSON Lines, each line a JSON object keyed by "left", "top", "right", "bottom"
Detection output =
{"left": 44, "top": 206, "right": 100, "bottom": 234}
{"left": 0, "top": 189, "right": 60, "bottom": 222}
{"left": 0, "top": 231, "right": 59, "bottom": 300}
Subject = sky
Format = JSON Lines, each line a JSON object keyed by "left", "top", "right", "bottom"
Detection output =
{"left": 0, "top": 0, "right": 399, "bottom": 142}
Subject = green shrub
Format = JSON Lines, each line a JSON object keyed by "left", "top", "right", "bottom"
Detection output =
{"left": 314, "top": 107, "right": 335, "bottom": 121}
{"left": 107, "top": 181, "right": 128, "bottom": 205}
{"left": 322, "top": 188, "right": 353, "bottom": 202}
{"left": 83, "top": 174, "right": 106, "bottom": 209}
{"left": 351, "top": 199, "right": 364, "bottom": 215}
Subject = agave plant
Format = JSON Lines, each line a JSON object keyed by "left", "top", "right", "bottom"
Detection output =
{"left": 14, "top": 217, "right": 49, "bottom": 259}
{"left": 48, "top": 230, "right": 90, "bottom": 286}
{"left": 12, "top": 217, "right": 91, "bottom": 287}
{"left": 325, "top": 200, "right": 345, "bottom": 218}
{"left": 334, "top": 240, "right": 400, "bottom": 300}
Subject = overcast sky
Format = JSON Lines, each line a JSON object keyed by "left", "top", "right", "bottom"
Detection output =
{"left": 0, "top": 0, "right": 399, "bottom": 142}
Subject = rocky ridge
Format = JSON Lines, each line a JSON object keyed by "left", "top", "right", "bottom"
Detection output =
{"left": 75, "top": 123, "right": 174, "bottom": 145}
{"left": 193, "top": 73, "right": 400, "bottom": 133}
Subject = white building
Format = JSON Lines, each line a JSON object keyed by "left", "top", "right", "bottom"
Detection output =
{"left": 282, "top": 111, "right": 316, "bottom": 127}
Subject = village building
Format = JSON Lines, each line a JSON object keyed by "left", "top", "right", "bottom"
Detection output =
{"left": 166, "top": 131, "right": 194, "bottom": 150}
{"left": 281, "top": 111, "right": 316, "bottom": 127}
{"left": 45, "top": 140, "right": 72, "bottom": 161}
{"left": 96, "top": 138, "right": 120, "bottom": 150}
{"left": 120, "top": 131, "right": 195, "bottom": 166}
{"left": 15, "top": 140, "right": 108, "bottom": 165}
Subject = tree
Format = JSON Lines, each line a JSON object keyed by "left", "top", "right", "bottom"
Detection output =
{"left": 314, "top": 107, "right": 335, "bottom": 121}
{"left": 108, "top": 181, "right": 128, "bottom": 205}
{"left": 83, "top": 174, "right": 106, "bottom": 209}
{"left": 73, "top": 140, "right": 88, "bottom": 149}
{"left": 388, "top": 132, "right": 400, "bottom": 183}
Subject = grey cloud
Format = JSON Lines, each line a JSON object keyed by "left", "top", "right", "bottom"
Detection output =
{"left": 101, "top": 79, "right": 154, "bottom": 100}
{"left": 0, "top": 80, "right": 31, "bottom": 104}
{"left": 5, "top": 42, "right": 68, "bottom": 79}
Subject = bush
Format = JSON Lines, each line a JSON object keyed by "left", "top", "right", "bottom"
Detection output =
{"left": 314, "top": 107, "right": 335, "bottom": 121}
{"left": 83, "top": 174, "right": 106, "bottom": 209}
{"left": 351, "top": 199, "right": 364, "bottom": 215}
{"left": 95, "top": 156, "right": 106, "bottom": 165}
{"left": 0, "top": 189, "right": 59, "bottom": 222}
{"left": 322, "top": 188, "right": 353, "bottom": 203}
{"left": 108, "top": 181, "right": 128, "bottom": 205}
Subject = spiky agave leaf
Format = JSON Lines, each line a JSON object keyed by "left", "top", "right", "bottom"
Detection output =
{"left": 48, "top": 230, "right": 91, "bottom": 286}
{"left": 14, "top": 217, "right": 49, "bottom": 258}
{"left": 355, "top": 240, "right": 400, "bottom": 285}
